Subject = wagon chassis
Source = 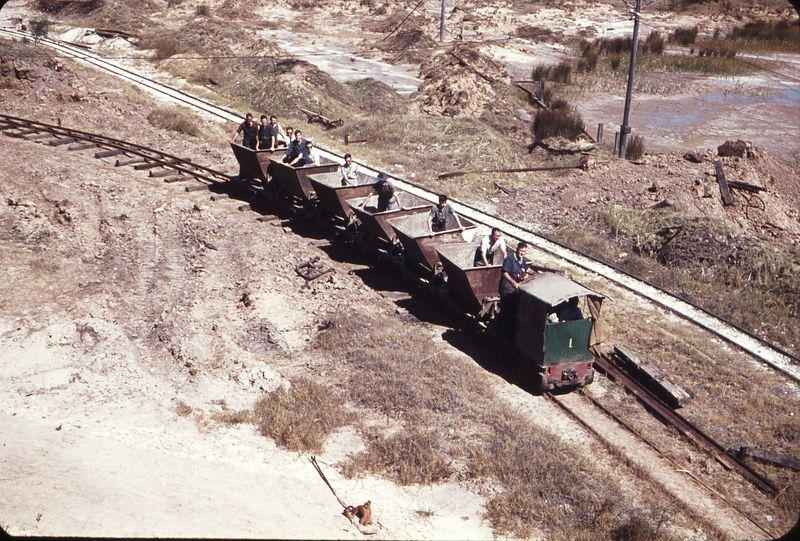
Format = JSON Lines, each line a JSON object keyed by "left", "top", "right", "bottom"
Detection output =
{"left": 0, "top": 115, "right": 788, "bottom": 522}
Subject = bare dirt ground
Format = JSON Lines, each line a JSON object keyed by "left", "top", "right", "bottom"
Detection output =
{"left": 1, "top": 0, "right": 799, "bottom": 539}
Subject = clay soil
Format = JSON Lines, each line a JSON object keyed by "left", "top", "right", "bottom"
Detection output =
{"left": 1, "top": 0, "right": 799, "bottom": 539}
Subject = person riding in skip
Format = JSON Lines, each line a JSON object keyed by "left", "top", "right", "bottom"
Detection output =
{"left": 427, "top": 194, "right": 463, "bottom": 236}
{"left": 474, "top": 227, "right": 507, "bottom": 267}
{"left": 284, "top": 130, "right": 309, "bottom": 166}
{"left": 257, "top": 115, "right": 285, "bottom": 151}
{"left": 358, "top": 172, "right": 400, "bottom": 212}
{"left": 230, "top": 113, "right": 259, "bottom": 150}
{"left": 303, "top": 140, "right": 321, "bottom": 167}
{"left": 497, "top": 241, "right": 541, "bottom": 337}
{"left": 340, "top": 154, "right": 359, "bottom": 186}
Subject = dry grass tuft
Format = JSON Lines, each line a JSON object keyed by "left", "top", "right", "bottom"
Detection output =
{"left": 314, "top": 308, "right": 492, "bottom": 418}
{"left": 252, "top": 379, "right": 352, "bottom": 453}
{"left": 532, "top": 61, "right": 572, "bottom": 84}
{"left": 146, "top": 106, "right": 202, "bottom": 137}
{"left": 533, "top": 99, "right": 585, "bottom": 142}
{"left": 342, "top": 427, "right": 454, "bottom": 485}
{"left": 625, "top": 134, "right": 645, "bottom": 161}
{"left": 211, "top": 408, "right": 252, "bottom": 426}
{"left": 174, "top": 400, "right": 193, "bottom": 417}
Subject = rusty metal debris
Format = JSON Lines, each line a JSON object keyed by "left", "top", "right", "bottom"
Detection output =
{"left": 299, "top": 107, "right": 343, "bottom": 129}
{"left": 344, "top": 134, "right": 368, "bottom": 145}
{"left": 439, "top": 164, "right": 582, "bottom": 179}
{"left": 295, "top": 256, "right": 334, "bottom": 288}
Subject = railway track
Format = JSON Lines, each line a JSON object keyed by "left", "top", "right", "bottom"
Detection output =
{"left": 547, "top": 390, "right": 778, "bottom": 539}
{"left": 3, "top": 26, "right": 798, "bottom": 385}
{"left": 4, "top": 118, "right": 790, "bottom": 536}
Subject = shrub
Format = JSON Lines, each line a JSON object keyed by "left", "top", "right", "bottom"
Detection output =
{"left": 625, "top": 134, "right": 645, "bottom": 160}
{"left": 670, "top": 26, "right": 698, "bottom": 46}
{"left": 532, "top": 61, "right": 572, "bottom": 84}
{"left": 642, "top": 31, "right": 664, "bottom": 55}
{"left": 29, "top": 19, "right": 52, "bottom": 42}
{"left": 729, "top": 20, "right": 796, "bottom": 42}
{"left": 532, "top": 102, "right": 585, "bottom": 141}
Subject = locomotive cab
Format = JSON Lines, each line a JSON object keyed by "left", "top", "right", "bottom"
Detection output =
{"left": 515, "top": 273, "right": 604, "bottom": 391}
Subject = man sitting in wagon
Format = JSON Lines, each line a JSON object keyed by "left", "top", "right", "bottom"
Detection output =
{"left": 358, "top": 172, "right": 400, "bottom": 212}
{"left": 474, "top": 227, "right": 507, "bottom": 267}
{"left": 427, "top": 194, "right": 463, "bottom": 236}
{"left": 284, "top": 130, "right": 309, "bottom": 166}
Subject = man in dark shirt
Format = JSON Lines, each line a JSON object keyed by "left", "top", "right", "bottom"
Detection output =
{"left": 497, "top": 241, "right": 536, "bottom": 337}
{"left": 427, "top": 194, "right": 463, "bottom": 235}
{"left": 283, "top": 130, "right": 309, "bottom": 165}
{"left": 555, "top": 297, "right": 583, "bottom": 322}
{"left": 358, "top": 172, "right": 399, "bottom": 212}
{"left": 230, "top": 113, "right": 258, "bottom": 150}
{"left": 258, "top": 115, "right": 283, "bottom": 150}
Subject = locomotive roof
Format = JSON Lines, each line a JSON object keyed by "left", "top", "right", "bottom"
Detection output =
{"left": 518, "top": 272, "right": 603, "bottom": 307}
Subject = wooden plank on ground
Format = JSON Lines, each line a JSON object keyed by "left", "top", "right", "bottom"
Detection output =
{"left": 730, "top": 445, "right": 800, "bottom": 471}
{"left": 96, "top": 149, "right": 126, "bottom": 158}
{"left": 614, "top": 345, "right": 693, "bottom": 408}
{"left": 48, "top": 137, "right": 77, "bottom": 146}
{"left": 68, "top": 143, "right": 98, "bottom": 151}
{"left": 714, "top": 160, "right": 734, "bottom": 206}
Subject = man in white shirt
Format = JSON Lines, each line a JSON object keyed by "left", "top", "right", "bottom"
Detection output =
{"left": 303, "top": 140, "right": 321, "bottom": 167}
{"left": 474, "top": 227, "right": 507, "bottom": 266}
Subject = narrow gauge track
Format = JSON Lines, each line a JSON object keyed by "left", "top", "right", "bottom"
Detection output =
{"left": 0, "top": 114, "right": 230, "bottom": 185}
{"left": 3, "top": 26, "right": 797, "bottom": 385}
{"left": 4, "top": 121, "right": 787, "bottom": 529}
{"left": 547, "top": 390, "right": 778, "bottom": 539}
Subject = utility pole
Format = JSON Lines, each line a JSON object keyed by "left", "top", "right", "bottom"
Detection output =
{"left": 619, "top": 0, "right": 641, "bottom": 159}
{"left": 440, "top": 0, "right": 446, "bottom": 42}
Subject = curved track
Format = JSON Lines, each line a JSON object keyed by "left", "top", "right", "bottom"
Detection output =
{"left": 2, "top": 27, "right": 799, "bottom": 383}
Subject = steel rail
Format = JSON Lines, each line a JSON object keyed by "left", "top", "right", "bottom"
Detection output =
{"left": 550, "top": 392, "right": 776, "bottom": 539}
{"left": 0, "top": 114, "right": 230, "bottom": 185}
{"left": 4, "top": 28, "right": 798, "bottom": 383}
{"left": 0, "top": 29, "right": 243, "bottom": 124}
{"left": 593, "top": 355, "right": 779, "bottom": 496}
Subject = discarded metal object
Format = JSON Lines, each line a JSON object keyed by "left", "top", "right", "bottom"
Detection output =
{"left": 655, "top": 225, "right": 683, "bottom": 260}
{"left": 728, "top": 180, "right": 765, "bottom": 193}
{"left": 344, "top": 134, "right": 368, "bottom": 145}
{"left": 295, "top": 256, "right": 334, "bottom": 288}
{"left": 439, "top": 164, "right": 582, "bottom": 179}
{"left": 595, "top": 354, "right": 777, "bottom": 495}
{"left": 299, "top": 107, "right": 343, "bottom": 129}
